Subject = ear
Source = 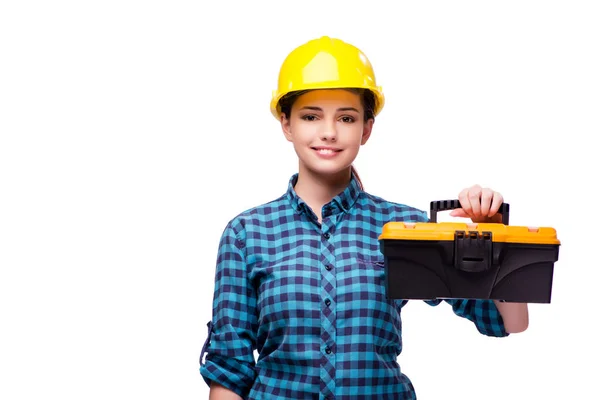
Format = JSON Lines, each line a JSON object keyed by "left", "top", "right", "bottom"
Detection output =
{"left": 360, "top": 118, "right": 374, "bottom": 145}
{"left": 281, "top": 113, "right": 293, "bottom": 142}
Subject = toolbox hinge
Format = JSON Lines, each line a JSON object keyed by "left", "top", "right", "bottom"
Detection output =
{"left": 454, "top": 230, "right": 493, "bottom": 273}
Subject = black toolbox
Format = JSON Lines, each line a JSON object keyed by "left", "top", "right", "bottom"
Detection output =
{"left": 379, "top": 200, "right": 560, "bottom": 303}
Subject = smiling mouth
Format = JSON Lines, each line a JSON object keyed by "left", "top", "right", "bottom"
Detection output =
{"left": 312, "top": 147, "right": 342, "bottom": 155}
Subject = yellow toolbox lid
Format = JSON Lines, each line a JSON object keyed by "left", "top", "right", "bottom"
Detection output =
{"left": 379, "top": 222, "right": 560, "bottom": 245}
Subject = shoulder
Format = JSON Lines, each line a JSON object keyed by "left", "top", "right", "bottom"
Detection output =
{"left": 359, "top": 191, "right": 429, "bottom": 223}
{"left": 220, "top": 193, "right": 290, "bottom": 239}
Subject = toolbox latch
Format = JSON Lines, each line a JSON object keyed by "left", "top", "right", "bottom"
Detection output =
{"left": 454, "top": 231, "right": 493, "bottom": 273}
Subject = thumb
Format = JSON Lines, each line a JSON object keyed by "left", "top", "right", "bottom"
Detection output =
{"left": 449, "top": 208, "right": 468, "bottom": 218}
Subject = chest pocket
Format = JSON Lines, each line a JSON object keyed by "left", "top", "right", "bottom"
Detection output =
{"left": 336, "top": 255, "right": 389, "bottom": 305}
{"left": 355, "top": 255, "right": 386, "bottom": 293}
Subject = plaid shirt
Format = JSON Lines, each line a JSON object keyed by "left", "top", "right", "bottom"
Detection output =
{"left": 199, "top": 173, "right": 508, "bottom": 399}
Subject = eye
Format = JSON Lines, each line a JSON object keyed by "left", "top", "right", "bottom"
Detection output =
{"left": 340, "top": 116, "right": 356, "bottom": 123}
{"left": 301, "top": 115, "right": 318, "bottom": 121}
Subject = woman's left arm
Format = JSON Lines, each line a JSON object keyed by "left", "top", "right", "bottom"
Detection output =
{"left": 494, "top": 301, "right": 529, "bottom": 333}
{"left": 450, "top": 184, "right": 530, "bottom": 334}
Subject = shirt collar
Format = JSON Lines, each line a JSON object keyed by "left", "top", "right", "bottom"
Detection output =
{"left": 285, "top": 172, "right": 362, "bottom": 216}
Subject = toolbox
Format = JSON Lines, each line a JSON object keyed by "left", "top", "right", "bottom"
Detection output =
{"left": 378, "top": 200, "right": 560, "bottom": 303}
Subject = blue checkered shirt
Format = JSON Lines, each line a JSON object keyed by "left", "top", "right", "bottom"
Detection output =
{"left": 199, "top": 173, "right": 508, "bottom": 399}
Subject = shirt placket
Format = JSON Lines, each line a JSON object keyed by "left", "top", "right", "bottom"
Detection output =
{"left": 319, "top": 204, "right": 338, "bottom": 400}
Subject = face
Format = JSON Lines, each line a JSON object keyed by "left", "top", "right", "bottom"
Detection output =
{"left": 280, "top": 89, "right": 374, "bottom": 178}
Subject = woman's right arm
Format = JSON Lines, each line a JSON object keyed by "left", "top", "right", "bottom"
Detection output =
{"left": 209, "top": 383, "right": 243, "bottom": 400}
{"left": 199, "top": 220, "right": 258, "bottom": 398}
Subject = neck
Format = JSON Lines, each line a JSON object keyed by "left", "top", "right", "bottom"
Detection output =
{"left": 294, "top": 164, "right": 352, "bottom": 215}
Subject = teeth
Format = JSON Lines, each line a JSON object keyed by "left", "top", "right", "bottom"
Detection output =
{"left": 317, "top": 149, "right": 335, "bottom": 154}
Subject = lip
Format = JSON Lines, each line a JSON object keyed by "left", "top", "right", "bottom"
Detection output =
{"left": 312, "top": 146, "right": 343, "bottom": 159}
{"left": 311, "top": 146, "right": 342, "bottom": 151}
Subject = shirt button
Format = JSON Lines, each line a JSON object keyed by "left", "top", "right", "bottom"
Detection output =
{"left": 325, "top": 265, "right": 332, "bottom": 271}
{"left": 325, "top": 347, "right": 332, "bottom": 354}
{"left": 323, "top": 232, "right": 330, "bottom": 239}
{"left": 325, "top": 299, "right": 331, "bottom": 306}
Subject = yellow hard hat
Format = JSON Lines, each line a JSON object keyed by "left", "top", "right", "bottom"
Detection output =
{"left": 270, "top": 36, "right": 385, "bottom": 120}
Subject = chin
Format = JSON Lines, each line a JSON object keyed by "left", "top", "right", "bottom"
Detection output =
{"left": 304, "top": 162, "right": 352, "bottom": 176}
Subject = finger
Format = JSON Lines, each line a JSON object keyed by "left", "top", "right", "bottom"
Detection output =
{"left": 449, "top": 208, "right": 468, "bottom": 218}
{"left": 480, "top": 188, "right": 494, "bottom": 217}
{"left": 468, "top": 185, "right": 482, "bottom": 217}
{"left": 457, "top": 188, "right": 472, "bottom": 216}
{"left": 490, "top": 191, "right": 504, "bottom": 217}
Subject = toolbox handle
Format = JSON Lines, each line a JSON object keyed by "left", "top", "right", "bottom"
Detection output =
{"left": 430, "top": 199, "right": 510, "bottom": 225}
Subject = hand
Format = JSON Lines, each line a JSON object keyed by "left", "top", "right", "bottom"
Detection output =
{"left": 449, "top": 184, "right": 504, "bottom": 223}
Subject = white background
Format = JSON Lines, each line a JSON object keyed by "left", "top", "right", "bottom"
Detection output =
{"left": 1, "top": 1, "right": 598, "bottom": 399}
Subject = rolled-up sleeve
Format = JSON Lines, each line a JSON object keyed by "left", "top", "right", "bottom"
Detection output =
{"left": 199, "top": 221, "right": 257, "bottom": 398}
{"left": 426, "top": 299, "right": 509, "bottom": 337}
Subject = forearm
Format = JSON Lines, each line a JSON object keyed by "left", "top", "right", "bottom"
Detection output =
{"left": 209, "top": 382, "right": 243, "bottom": 400}
{"left": 494, "top": 301, "right": 529, "bottom": 333}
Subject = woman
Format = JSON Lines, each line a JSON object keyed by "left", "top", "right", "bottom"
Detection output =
{"left": 199, "top": 36, "right": 528, "bottom": 400}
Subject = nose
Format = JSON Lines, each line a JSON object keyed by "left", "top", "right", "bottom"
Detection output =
{"left": 320, "top": 118, "right": 337, "bottom": 141}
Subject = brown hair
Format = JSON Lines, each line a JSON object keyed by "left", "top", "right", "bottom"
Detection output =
{"left": 278, "top": 88, "right": 376, "bottom": 190}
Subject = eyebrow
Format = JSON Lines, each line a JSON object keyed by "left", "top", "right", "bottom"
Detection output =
{"left": 299, "top": 106, "right": 360, "bottom": 113}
